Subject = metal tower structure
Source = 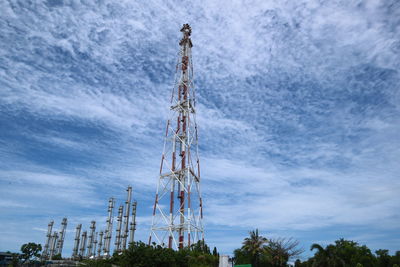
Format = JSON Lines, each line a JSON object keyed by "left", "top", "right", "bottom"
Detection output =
{"left": 42, "top": 220, "right": 54, "bottom": 259}
{"left": 87, "top": 221, "right": 96, "bottom": 258}
{"left": 72, "top": 224, "right": 82, "bottom": 259}
{"left": 103, "top": 197, "right": 115, "bottom": 258}
{"left": 79, "top": 231, "right": 87, "bottom": 257}
{"left": 129, "top": 201, "right": 137, "bottom": 245}
{"left": 49, "top": 231, "right": 58, "bottom": 260}
{"left": 114, "top": 205, "right": 124, "bottom": 253}
{"left": 55, "top": 218, "right": 67, "bottom": 256}
{"left": 97, "top": 231, "right": 104, "bottom": 258}
{"left": 93, "top": 232, "right": 98, "bottom": 258}
{"left": 149, "top": 24, "right": 204, "bottom": 250}
{"left": 121, "top": 186, "right": 132, "bottom": 250}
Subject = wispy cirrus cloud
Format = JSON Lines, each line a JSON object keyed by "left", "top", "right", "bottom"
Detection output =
{"left": 0, "top": 0, "right": 399, "bottom": 258}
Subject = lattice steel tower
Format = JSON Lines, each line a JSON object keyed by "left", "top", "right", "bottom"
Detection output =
{"left": 149, "top": 24, "right": 204, "bottom": 250}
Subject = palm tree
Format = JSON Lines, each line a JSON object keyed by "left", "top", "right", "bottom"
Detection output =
{"left": 311, "top": 243, "right": 345, "bottom": 267}
{"left": 242, "top": 229, "right": 268, "bottom": 267}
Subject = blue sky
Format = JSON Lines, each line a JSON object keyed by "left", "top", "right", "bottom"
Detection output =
{"left": 0, "top": 0, "right": 399, "bottom": 259}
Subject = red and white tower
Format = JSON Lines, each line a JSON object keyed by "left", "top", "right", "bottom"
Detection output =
{"left": 149, "top": 24, "right": 204, "bottom": 250}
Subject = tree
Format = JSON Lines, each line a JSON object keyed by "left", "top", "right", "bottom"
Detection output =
{"left": 233, "top": 248, "right": 253, "bottom": 266}
{"left": 376, "top": 249, "right": 390, "bottom": 267}
{"left": 52, "top": 253, "right": 62, "bottom": 260}
{"left": 309, "top": 239, "right": 379, "bottom": 267}
{"left": 390, "top": 251, "right": 400, "bottom": 266}
{"left": 20, "top": 242, "right": 42, "bottom": 263}
{"left": 212, "top": 247, "right": 218, "bottom": 257}
{"left": 311, "top": 243, "right": 344, "bottom": 267}
{"left": 111, "top": 241, "right": 218, "bottom": 267}
{"left": 266, "top": 237, "right": 304, "bottom": 267}
{"left": 242, "top": 229, "right": 268, "bottom": 267}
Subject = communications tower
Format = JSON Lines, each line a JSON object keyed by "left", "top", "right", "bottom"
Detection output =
{"left": 149, "top": 24, "right": 204, "bottom": 250}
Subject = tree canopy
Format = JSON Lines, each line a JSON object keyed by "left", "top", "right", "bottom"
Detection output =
{"left": 295, "top": 239, "right": 400, "bottom": 267}
{"left": 233, "top": 229, "right": 302, "bottom": 267}
{"left": 20, "top": 242, "right": 42, "bottom": 263}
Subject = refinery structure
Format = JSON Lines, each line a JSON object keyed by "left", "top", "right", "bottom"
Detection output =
{"left": 41, "top": 186, "right": 137, "bottom": 260}
{"left": 40, "top": 24, "right": 203, "bottom": 259}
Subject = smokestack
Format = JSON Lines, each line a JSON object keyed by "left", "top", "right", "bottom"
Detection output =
{"left": 122, "top": 186, "right": 132, "bottom": 250}
{"left": 129, "top": 201, "right": 137, "bottom": 245}
{"left": 114, "top": 205, "right": 124, "bottom": 253}
{"left": 56, "top": 218, "right": 67, "bottom": 256}
{"left": 42, "top": 220, "right": 54, "bottom": 260}
{"left": 72, "top": 224, "right": 82, "bottom": 259}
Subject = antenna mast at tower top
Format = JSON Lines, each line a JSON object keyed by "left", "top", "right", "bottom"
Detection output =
{"left": 149, "top": 24, "right": 204, "bottom": 250}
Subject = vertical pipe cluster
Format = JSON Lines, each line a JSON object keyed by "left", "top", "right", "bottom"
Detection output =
{"left": 97, "top": 231, "right": 104, "bottom": 257}
{"left": 79, "top": 231, "right": 87, "bottom": 257}
{"left": 42, "top": 187, "right": 136, "bottom": 261}
{"left": 56, "top": 218, "right": 67, "bottom": 256}
{"left": 103, "top": 197, "right": 115, "bottom": 258}
{"left": 87, "top": 221, "right": 96, "bottom": 258}
{"left": 93, "top": 232, "right": 98, "bottom": 258}
{"left": 42, "top": 218, "right": 68, "bottom": 260}
{"left": 114, "top": 205, "right": 124, "bottom": 253}
{"left": 42, "top": 220, "right": 54, "bottom": 259}
{"left": 49, "top": 231, "right": 58, "bottom": 260}
{"left": 129, "top": 201, "right": 137, "bottom": 245}
{"left": 72, "top": 224, "right": 82, "bottom": 259}
{"left": 122, "top": 186, "right": 132, "bottom": 250}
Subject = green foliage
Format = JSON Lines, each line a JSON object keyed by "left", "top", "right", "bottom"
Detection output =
{"left": 376, "top": 249, "right": 391, "bottom": 267}
{"left": 84, "top": 241, "right": 218, "bottom": 267}
{"left": 212, "top": 247, "right": 218, "bottom": 257}
{"left": 294, "top": 239, "right": 400, "bottom": 267}
{"left": 234, "top": 248, "right": 253, "bottom": 266}
{"left": 308, "top": 239, "right": 378, "bottom": 267}
{"left": 241, "top": 229, "right": 268, "bottom": 267}
{"left": 20, "top": 242, "right": 42, "bottom": 263}
{"left": 70, "top": 235, "right": 400, "bottom": 267}
{"left": 52, "top": 253, "right": 62, "bottom": 260}
{"left": 233, "top": 230, "right": 302, "bottom": 267}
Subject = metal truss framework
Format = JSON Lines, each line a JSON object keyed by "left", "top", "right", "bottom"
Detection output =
{"left": 149, "top": 24, "right": 204, "bottom": 250}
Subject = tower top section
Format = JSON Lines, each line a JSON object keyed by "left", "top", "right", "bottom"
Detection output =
{"left": 179, "top": 23, "right": 193, "bottom": 47}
